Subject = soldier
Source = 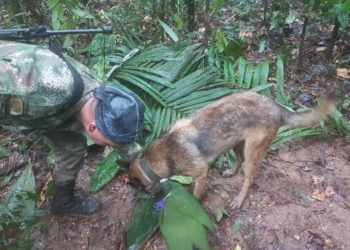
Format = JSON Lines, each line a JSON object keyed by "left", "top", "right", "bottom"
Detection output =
{"left": 0, "top": 40, "right": 145, "bottom": 215}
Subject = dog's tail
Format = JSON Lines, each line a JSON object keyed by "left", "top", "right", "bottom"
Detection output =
{"left": 280, "top": 97, "right": 336, "bottom": 128}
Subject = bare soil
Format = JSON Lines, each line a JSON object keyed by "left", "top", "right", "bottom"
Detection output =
{"left": 27, "top": 136, "right": 350, "bottom": 250}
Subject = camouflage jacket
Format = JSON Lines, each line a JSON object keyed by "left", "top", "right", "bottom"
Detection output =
{"left": 0, "top": 40, "right": 102, "bottom": 132}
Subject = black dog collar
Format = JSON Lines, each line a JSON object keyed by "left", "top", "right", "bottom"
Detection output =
{"left": 140, "top": 157, "right": 163, "bottom": 183}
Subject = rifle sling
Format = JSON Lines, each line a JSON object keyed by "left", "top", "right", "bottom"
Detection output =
{"left": 48, "top": 39, "right": 85, "bottom": 112}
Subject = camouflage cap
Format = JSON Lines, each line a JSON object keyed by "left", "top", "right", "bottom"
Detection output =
{"left": 94, "top": 86, "right": 145, "bottom": 144}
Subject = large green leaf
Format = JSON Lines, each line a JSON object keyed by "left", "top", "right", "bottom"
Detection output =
{"left": 126, "top": 192, "right": 162, "bottom": 250}
{"left": 89, "top": 150, "right": 120, "bottom": 193}
{"left": 252, "top": 63, "right": 262, "bottom": 87}
{"left": 237, "top": 57, "right": 246, "bottom": 86}
{"left": 159, "top": 181, "right": 215, "bottom": 250}
{"left": 272, "top": 126, "right": 323, "bottom": 149}
{"left": 0, "top": 146, "right": 8, "bottom": 160}
{"left": 244, "top": 63, "right": 253, "bottom": 88}
{"left": 329, "top": 108, "right": 350, "bottom": 136}
{"left": 114, "top": 72, "right": 167, "bottom": 106}
{"left": 276, "top": 55, "right": 288, "bottom": 105}
{"left": 158, "top": 20, "right": 179, "bottom": 42}
{"left": 0, "top": 165, "right": 36, "bottom": 221}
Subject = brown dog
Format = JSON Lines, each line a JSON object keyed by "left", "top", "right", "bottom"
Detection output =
{"left": 128, "top": 92, "right": 335, "bottom": 209}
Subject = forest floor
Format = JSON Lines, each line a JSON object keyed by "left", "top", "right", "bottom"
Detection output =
{"left": 28, "top": 136, "right": 350, "bottom": 250}
{"left": 1, "top": 4, "right": 350, "bottom": 250}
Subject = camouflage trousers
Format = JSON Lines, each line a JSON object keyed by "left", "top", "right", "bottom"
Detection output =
{"left": 42, "top": 131, "right": 87, "bottom": 185}
{"left": 43, "top": 130, "right": 142, "bottom": 185}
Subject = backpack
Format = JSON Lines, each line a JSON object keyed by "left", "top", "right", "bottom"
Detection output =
{"left": 0, "top": 40, "right": 101, "bottom": 119}
{"left": 0, "top": 40, "right": 101, "bottom": 130}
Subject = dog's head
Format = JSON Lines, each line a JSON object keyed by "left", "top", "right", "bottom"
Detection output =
{"left": 128, "top": 158, "right": 161, "bottom": 193}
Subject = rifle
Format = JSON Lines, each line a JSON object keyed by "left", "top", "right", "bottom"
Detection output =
{"left": 0, "top": 25, "right": 113, "bottom": 40}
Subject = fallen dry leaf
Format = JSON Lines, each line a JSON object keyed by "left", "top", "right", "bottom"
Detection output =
{"left": 336, "top": 68, "right": 350, "bottom": 79}
{"left": 311, "top": 189, "right": 326, "bottom": 201}
{"left": 311, "top": 186, "right": 335, "bottom": 201}
{"left": 312, "top": 176, "right": 325, "bottom": 185}
{"left": 324, "top": 186, "right": 335, "bottom": 197}
{"left": 37, "top": 174, "right": 53, "bottom": 208}
{"left": 316, "top": 47, "right": 326, "bottom": 52}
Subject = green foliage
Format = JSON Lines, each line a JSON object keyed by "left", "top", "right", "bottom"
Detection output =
{"left": 46, "top": 0, "right": 96, "bottom": 51}
{"left": 89, "top": 150, "right": 120, "bottom": 193}
{"left": 103, "top": 42, "right": 233, "bottom": 145}
{"left": 305, "top": 0, "right": 350, "bottom": 26}
{"left": 230, "top": 219, "right": 243, "bottom": 235}
{"left": 270, "top": 9, "right": 296, "bottom": 32}
{"left": 328, "top": 1, "right": 350, "bottom": 26}
{"left": 0, "top": 166, "right": 40, "bottom": 249}
{"left": 212, "top": 29, "right": 246, "bottom": 59}
{"left": 0, "top": 146, "right": 8, "bottom": 160}
{"left": 270, "top": 0, "right": 296, "bottom": 34}
{"left": 159, "top": 180, "right": 215, "bottom": 250}
{"left": 127, "top": 192, "right": 161, "bottom": 249}
{"left": 276, "top": 55, "right": 289, "bottom": 105}
{"left": 209, "top": 51, "right": 272, "bottom": 95}
{"left": 127, "top": 180, "right": 215, "bottom": 250}
{"left": 169, "top": 175, "right": 193, "bottom": 184}
{"left": 46, "top": 0, "right": 94, "bottom": 30}
{"left": 158, "top": 20, "right": 179, "bottom": 42}
{"left": 272, "top": 126, "right": 324, "bottom": 150}
{"left": 80, "top": 33, "right": 119, "bottom": 78}
{"left": 328, "top": 107, "right": 350, "bottom": 135}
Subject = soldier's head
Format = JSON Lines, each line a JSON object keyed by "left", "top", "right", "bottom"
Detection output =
{"left": 79, "top": 86, "right": 145, "bottom": 147}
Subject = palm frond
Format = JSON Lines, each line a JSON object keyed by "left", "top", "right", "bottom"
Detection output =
{"left": 105, "top": 42, "right": 235, "bottom": 144}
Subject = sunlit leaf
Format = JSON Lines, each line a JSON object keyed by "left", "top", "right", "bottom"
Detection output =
{"left": 89, "top": 150, "right": 120, "bottom": 193}
{"left": 169, "top": 175, "right": 193, "bottom": 184}
{"left": 258, "top": 40, "right": 266, "bottom": 53}
{"left": 276, "top": 55, "right": 288, "bottom": 105}
{"left": 285, "top": 11, "right": 296, "bottom": 24}
{"left": 159, "top": 20, "right": 179, "bottom": 42}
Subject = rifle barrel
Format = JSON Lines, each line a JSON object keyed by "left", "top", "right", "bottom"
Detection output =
{"left": 0, "top": 25, "right": 113, "bottom": 40}
{"left": 47, "top": 26, "right": 113, "bottom": 35}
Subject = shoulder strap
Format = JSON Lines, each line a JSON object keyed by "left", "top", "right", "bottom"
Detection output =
{"left": 48, "top": 39, "right": 85, "bottom": 111}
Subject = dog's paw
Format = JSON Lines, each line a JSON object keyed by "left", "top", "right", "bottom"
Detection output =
{"left": 229, "top": 197, "right": 244, "bottom": 210}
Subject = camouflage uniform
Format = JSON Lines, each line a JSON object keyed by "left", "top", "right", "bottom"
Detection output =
{"left": 0, "top": 41, "right": 141, "bottom": 185}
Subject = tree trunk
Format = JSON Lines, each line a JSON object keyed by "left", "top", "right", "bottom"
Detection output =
{"left": 263, "top": 0, "right": 268, "bottom": 27}
{"left": 186, "top": 0, "right": 195, "bottom": 32}
{"left": 297, "top": 16, "right": 309, "bottom": 70}
{"left": 204, "top": 0, "right": 210, "bottom": 46}
{"left": 326, "top": 18, "right": 340, "bottom": 61}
